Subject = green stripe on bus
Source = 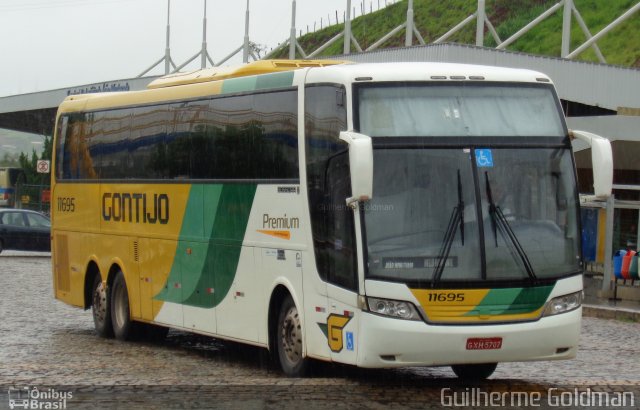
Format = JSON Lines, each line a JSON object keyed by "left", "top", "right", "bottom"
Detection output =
{"left": 221, "top": 71, "right": 294, "bottom": 94}
{"left": 464, "top": 285, "right": 553, "bottom": 317}
{"left": 497, "top": 285, "right": 554, "bottom": 315}
{"left": 464, "top": 288, "right": 520, "bottom": 316}
{"left": 155, "top": 184, "right": 257, "bottom": 309}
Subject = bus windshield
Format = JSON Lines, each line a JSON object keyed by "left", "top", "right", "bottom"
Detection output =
{"left": 358, "top": 83, "right": 565, "bottom": 137}
{"left": 358, "top": 83, "right": 580, "bottom": 285}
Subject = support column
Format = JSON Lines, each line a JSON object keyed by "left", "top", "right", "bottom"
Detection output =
{"left": 289, "top": 0, "right": 297, "bottom": 59}
{"left": 201, "top": 0, "right": 208, "bottom": 68}
{"left": 344, "top": 0, "right": 352, "bottom": 55}
{"left": 562, "top": 0, "right": 572, "bottom": 57}
{"left": 165, "top": 0, "right": 171, "bottom": 74}
{"left": 476, "top": 0, "right": 485, "bottom": 46}
{"left": 405, "top": 0, "right": 414, "bottom": 47}
{"left": 243, "top": 0, "right": 250, "bottom": 63}
{"left": 602, "top": 194, "right": 615, "bottom": 292}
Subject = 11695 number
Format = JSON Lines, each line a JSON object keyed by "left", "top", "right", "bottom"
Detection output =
{"left": 427, "top": 292, "right": 465, "bottom": 302}
{"left": 57, "top": 197, "right": 76, "bottom": 212}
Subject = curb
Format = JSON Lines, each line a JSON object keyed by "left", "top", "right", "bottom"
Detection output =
{"left": 582, "top": 304, "right": 640, "bottom": 322}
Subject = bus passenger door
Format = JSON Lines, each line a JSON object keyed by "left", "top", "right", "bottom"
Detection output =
{"left": 324, "top": 153, "right": 360, "bottom": 365}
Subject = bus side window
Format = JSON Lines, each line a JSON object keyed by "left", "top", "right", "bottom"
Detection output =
{"left": 305, "top": 84, "right": 357, "bottom": 291}
{"left": 55, "top": 116, "right": 67, "bottom": 180}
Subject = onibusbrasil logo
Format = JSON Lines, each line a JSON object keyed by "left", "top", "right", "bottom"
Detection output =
{"left": 7, "top": 387, "right": 73, "bottom": 409}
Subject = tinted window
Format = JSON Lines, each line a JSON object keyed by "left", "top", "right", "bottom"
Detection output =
{"left": 131, "top": 105, "right": 169, "bottom": 179}
{"left": 55, "top": 89, "right": 298, "bottom": 181}
{"left": 305, "top": 85, "right": 357, "bottom": 290}
{"left": 59, "top": 113, "right": 97, "bottom": 179}
{"left": 3, "top": 212, "right": 26, "bottom": 227}
{"left": 26, "top": 213, "right": 50, "bottom": 228}
{"left": 90, "top": 109, "right": 132, "bottom": 179}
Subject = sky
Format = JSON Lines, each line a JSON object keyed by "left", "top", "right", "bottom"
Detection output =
{"left": 0, "top": 0, "right": 396, "bottom": 97}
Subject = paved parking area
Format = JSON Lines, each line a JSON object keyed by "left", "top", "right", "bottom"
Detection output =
{"left": 1, "top": 253, "right": 639, "bottom": 409}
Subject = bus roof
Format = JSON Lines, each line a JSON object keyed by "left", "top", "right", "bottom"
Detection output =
{"left": 147, "top": 59, "right": 348, "bottom": 89}
{"left": 304, "top": 61, "right": 553, "bottom": 86}
{"left": 56, "top": 61, "right": 553, "bottom": 115}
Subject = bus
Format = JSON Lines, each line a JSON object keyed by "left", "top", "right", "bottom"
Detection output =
{"left": 51, "top": 60, "right": 613, "bottom": 379}
{"left": 0, "top": 167, "right": 23, "bottom": 207}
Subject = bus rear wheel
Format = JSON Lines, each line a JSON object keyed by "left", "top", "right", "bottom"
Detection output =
{"left": 110, "top": 271, "right": 135, "bottom": 341}
{"left": 451, "top": 363, "right": 498, "bottom": 380}
{"left": 276, "top": 295, "right": 308, "bottom": 377}
{"left": 91, "top": 274, "right": 113, "bottom": 338}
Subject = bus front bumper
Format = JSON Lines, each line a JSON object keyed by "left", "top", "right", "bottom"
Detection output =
{"left": 356, "top": 307, "right": 581, "bottom": 368}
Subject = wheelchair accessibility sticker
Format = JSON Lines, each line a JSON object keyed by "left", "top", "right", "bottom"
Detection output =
{"left": 475, "top": 149, "right": 494, "bottom": 167}
{"left": 346, "top": 332, "right": 354, "bottom": 351}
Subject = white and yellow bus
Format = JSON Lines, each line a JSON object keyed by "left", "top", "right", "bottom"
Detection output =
{"left": 51, "top": 60, "right": 612, "bottom": 378}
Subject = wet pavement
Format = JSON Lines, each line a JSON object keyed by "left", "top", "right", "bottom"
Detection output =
{"left": 0, "top": 252, "right": 639, "bottom": 409}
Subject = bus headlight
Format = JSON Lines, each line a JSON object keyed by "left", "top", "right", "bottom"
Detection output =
{"left": 543, "top": 291, "right": 582, "bottom": 317}
{"left": 367, "top": 297, "right": 421, "bottom": 320}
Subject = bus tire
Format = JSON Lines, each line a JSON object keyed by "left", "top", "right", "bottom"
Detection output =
{"left": 451, "top": 363, "right": 498, "bottom": 380}
{"left": 91, "top": 274, "right": 113, "bottom": 338}
{"left": 276, "top": 295, "right": 308, "bottom": 377}
{"left": 110, "top": 271, "right": 135, "bottom": 341}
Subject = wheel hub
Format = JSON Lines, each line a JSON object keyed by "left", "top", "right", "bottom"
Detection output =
{"left": 281, "top": 307, "right": 302, "bottom": 365}
{"left": 92, "top": 281, "right": 107, "bottom": 323}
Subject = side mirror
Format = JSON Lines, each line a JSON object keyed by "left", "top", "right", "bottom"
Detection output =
{"left": 570, "top": 130, "right": 613, "bottom": 199}
{"left": 339, "top": 131, "right": 373, "bottom": 207}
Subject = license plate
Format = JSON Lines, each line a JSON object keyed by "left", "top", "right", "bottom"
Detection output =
{"left": 466, "top": 337, "right": 503, "bottom": 350}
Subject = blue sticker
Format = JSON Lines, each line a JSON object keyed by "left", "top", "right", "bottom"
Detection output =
{"left": 475, "top": 149, "right": 494, "bottom": 167}
{"left": 346, "top": 331, "right": 354, "bottom": 351}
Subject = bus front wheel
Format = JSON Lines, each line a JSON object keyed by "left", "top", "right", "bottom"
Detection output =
{"left": 110, "top": 271, "right": 134, "bottom": 341}
{"left": 451, "top": 363, "right": 498, "bottom": 380}
{"left": 91, "top": 274, "right": 113, "bottom": 338}
{"left": 276, "top": 295, "right": 308, "bottom": 377}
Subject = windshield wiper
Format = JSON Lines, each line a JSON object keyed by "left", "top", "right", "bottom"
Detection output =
{"left": 484, "top": 172, "right": 537, "bottom": 281}
{"left": 432, "top": 170, "right": 464, "bottom": 287}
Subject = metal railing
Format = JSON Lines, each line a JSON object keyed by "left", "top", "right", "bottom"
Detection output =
{"left": 581, "top": 185, "right": 640, "bottom": 293}
{"left": 14, "top": 183, "right": 50, "bottom": 215}
{"left": 279, "top": 0, "right": 640, "bottom": 63}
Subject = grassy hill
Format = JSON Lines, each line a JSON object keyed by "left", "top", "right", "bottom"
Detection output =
{"left": 269, "top": 0, "right": 640, "bottom": 67}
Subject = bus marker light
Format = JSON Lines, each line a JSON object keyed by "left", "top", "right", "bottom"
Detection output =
{"left": 315, "top": 307, "right": 326, "bottom": 313}
{"left": 466, "top": 337, "right": 502, "bottom": 350}
{"left": 206, "top": 288, "right": 214, "bottom": 294}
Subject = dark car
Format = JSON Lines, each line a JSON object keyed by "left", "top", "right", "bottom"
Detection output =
{"left": 0, "top": 209, "right": 50, "bottom": 253}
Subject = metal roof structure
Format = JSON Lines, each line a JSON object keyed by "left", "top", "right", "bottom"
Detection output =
{"left": 0, "top": 76, "right": 159, "bottom": 135}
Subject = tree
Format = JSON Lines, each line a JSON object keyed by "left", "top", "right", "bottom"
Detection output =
{"left": 0, "top": 152, "right": 19, "bottom": 167}
{"left": 18, "top": 136, "right": 52, "bottom": 185}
